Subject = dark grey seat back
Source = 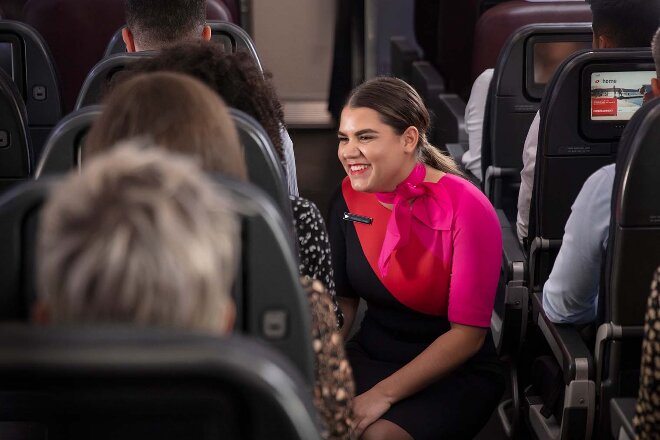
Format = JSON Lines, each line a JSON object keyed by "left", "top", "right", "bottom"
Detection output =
{"left": 0, "top": 21, "right": 62, "bottom": 159}
{"left": 75, "top": 52, "right": 152, "bottom": 110}
{"left": 592, "top": 98, "right": 660, "bottom": 439}
{"left": 104, "top": 20, "right": 262, "bottom": 72}
{"left": 34, "top": 106, "right": 102, "bottom": 178}
{"left": 35, "top": 106, "right": 292, "bottom": 227}
{"left": 483, "top": 23, "right": 592, "bottom": 211}
{"left": 0, "top": 68, "right": 31, "bottom": 195}
{"left": 0, "top": 325, "right": 321, "bottom": 440}
{"left": 605, "top": 97, "right": 660, "bottom": 327}
{"left": 229, "top": 108, "right": 292, "bottom": 224}
{"left": 0, "top": 176, "right": 312, "bottom": 384}
{"left": 529, "top": 49, "right": 654, "bottom": 289}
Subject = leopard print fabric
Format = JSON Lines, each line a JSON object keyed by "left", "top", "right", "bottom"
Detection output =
{"left": 634, "top": 267, "right": 660, "bottom": 439}
{"left": 301, "top": 277, "right": 355, "bottom": 440}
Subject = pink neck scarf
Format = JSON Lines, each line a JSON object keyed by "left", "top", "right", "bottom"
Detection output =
{"left": 375, "top": 163, "right": 452, "bottom": 276}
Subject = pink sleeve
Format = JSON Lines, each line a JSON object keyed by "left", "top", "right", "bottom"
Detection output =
{"left": 447, "top": 185, "right": 502, "bottom": 328}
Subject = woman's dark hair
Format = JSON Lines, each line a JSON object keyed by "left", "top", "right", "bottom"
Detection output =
{"left": 86, "top": 71, "right": 248, "bottom": 181}
{"left": 346, "top": 76, "right": 464, "bottom": 176}
{"left": 115, "top": 40, "right": 286, "bottom": 160}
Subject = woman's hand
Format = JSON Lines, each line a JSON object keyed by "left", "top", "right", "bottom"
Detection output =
{"left": 352, "top": 386, "right": 392, "bottom": 438}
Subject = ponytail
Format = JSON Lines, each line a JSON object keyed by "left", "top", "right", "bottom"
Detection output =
{"left": 417, "top": 134, "right": 465, "bottom": 177}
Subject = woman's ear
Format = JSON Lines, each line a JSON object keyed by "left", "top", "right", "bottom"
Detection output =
{"left": 402, "top": 126, "right": 419, "bottom": 154}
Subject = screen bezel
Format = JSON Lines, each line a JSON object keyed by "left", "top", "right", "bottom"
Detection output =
{"left": 524, "top": 34, "right": 592, "bottom": 100}
{"left": 580, "top": 62, "right": 656, "bottom": 141}
{"left": 0, "top": 34, "right": 25, "bottom": 98}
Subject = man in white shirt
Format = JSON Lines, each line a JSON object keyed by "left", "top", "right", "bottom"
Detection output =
{"left": 542, "top": 27, "right": 660, "bottom": 324}
{"left": 462, "top": 69, "right": 494, "bottom": 181}
{"left": 516, "top": 0, "right": 660, "bottom": 241}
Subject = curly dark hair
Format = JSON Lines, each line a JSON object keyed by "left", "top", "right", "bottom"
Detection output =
{"left": 114, "top": 40, "right": 286, "bottom": 160}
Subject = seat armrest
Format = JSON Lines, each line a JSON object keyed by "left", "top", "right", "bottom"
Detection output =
{"left": 532, "top": 291, "right": 594, "bottom": 384}
{"left": 499, "top": 211, "right": 526, "bottom": 278}
{"left": 610, "top": 398, "right": 635, "bottom": 440}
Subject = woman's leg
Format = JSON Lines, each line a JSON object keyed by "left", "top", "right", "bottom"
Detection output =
{"left": 361, "top": 419, "right": 414, "bottom": 440}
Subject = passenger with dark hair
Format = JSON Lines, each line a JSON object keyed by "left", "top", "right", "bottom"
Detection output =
{"left": 117, "top": 40, "right": 300, "bottom": 196}
{"left": 85, "top": 72, "right": 355, "bottom": 439}
{"left": 122, "top": 0, "right": 211, "bottom": 52}
{"left": 542, "top": 27, "right": 660, "bottom": 324}
{"left": 516, "top": 0, "right": 660, "bottom": 241}
{"left": 329, "top": 77, "right": 504, "bottom": 440}
{"left": 116, "top": 41, "right": 335, "bottom": 319}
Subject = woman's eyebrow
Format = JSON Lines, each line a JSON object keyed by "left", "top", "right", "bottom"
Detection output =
{"left": 337, "top": 128, "right": 379, "bottom": 136}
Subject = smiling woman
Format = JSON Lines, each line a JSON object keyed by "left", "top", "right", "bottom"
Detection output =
{"left": 329, "top": 77, "right": 505, "bottom": 440}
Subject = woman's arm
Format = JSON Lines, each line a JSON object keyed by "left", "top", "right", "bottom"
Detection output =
{"left": 352, "top": 323, "right": 487, "bottom": 437}
{"left": 337, "top": 296, "right": 359, "bottom": 340}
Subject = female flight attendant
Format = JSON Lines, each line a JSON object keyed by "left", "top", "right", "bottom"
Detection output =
{"left": 329, "top": 77, "right": 504, "bottom": 440}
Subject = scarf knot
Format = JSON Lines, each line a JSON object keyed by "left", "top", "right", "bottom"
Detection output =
{"left": 374, "top": 163, "right": 452, "bottom": 276}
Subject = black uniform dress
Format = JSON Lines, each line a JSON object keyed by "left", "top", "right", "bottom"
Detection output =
{"left": 328, "top": 185, "right": 505, "bottom": 440}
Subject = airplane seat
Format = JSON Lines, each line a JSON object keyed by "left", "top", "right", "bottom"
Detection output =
{"left": 482, "top": 23, "right": 592, "bottom": 214}
{"left": 34, "top": 106, "right": 102, "bottom": 177}
{"left": 21, "top": 0, "right": 125, "bottom": 114}
{"left": 0, "top": 68, "right": 32, "bottom": 197}
{"left": 75, "top": 52, "right": 153, "bottom": 110}
{"left": 528, "top": 49, "right": 654, "bottom": 293}
{"left": 414, "top": 0, "right": 480, "bottom": 98}
{"left": 22, "top": 0, "right": 238, "bottom": 114}
{"left": 103, "top": 20, "right": 260, "bottom": 64}
{"left": 0, "top": 174, "right": 313, "bottom": 384}
{"left": 525, "top": 64, "right": 659, "bottom": 440}
{"left": 0, "top": 20, "right": 62, "bottom": 161}
{"left": 471, "top": 1, "right": 592, "bottom": 82}
{"left": 597, "top": 97, "right": 660, "bottom": 439}
{"left": 35, "top": 104, "right": 292, "bottom": 236}
{"left": 0, "top": 325, "right": 321, "bottom": 440}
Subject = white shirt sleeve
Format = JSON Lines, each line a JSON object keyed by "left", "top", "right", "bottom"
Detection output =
{"left": 516, "top": 111, "right": 540, "bottom": 241}
{"left": 280, "top": 126, "right": 299, "bottom": 197}
{"left": 542, "top": 164, "right": 615, "bottom": 324}
{"left": 462, "top": 68, "right": 494, "bottom": 182}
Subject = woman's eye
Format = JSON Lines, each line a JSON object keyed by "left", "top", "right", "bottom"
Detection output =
{"left": 338, "top": 137, "right": 348, "bottom": 143}
{"left": 359, "top": 136, "right": 374, "bottom": 142}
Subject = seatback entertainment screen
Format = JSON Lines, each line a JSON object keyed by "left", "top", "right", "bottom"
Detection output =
{"left": 590, "top": 71, "right": 656, "bottom": 121}
{"left": 0, "top": 42, "right": 14, "bottom": 81}
{"left": 533, "top": 41, "right": 591, "bottom": 85}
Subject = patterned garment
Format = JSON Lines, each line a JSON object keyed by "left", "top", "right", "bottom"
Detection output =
{"left": 291, "top": 196, "right": 344, "bottom": 328}
{"left": 301, "top": 277, "right": 355, "bottom": 440}
{"left": 634, "top": 267, "right": 660, "bottom": 439}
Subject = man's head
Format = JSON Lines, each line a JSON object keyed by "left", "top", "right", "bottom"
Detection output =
{"left": 122, "top": 0, "right": 211, "bottom": 52}
{"left": 652, "top": 27, "right": 660, "bottom": 97}
{"left": 588, "top": 0, "right": 660, "bottom": 49}
{"left": 36, "top": 142, "right": 240, "bottom": 334}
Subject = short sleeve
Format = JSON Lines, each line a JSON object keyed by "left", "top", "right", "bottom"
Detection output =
{"left": 327, "top": 187, "right": 358, "bottom": 299}
{"left": 447, "top": 185, "right": 502, "bottom": 328}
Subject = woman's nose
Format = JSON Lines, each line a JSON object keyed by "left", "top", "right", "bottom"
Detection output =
{"left": 340, "top": 140, "right": 359, "bottom": 159}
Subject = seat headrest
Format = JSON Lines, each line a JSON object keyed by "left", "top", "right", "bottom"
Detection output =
{"left": 472, "top": 0, "right": 592, "bottom": 79}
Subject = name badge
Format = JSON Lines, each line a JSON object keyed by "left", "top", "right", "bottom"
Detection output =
{"left": 343, "top": 212, "right": 373, "bottom": 225}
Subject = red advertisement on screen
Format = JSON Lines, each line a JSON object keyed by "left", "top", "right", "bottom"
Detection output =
{"left": 592, "top": 98, "right": 618, "bottom": 117}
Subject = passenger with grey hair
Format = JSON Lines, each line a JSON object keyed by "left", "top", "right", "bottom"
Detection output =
{"left": 34, "top": 142, "right": 239, "bottom": 334}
